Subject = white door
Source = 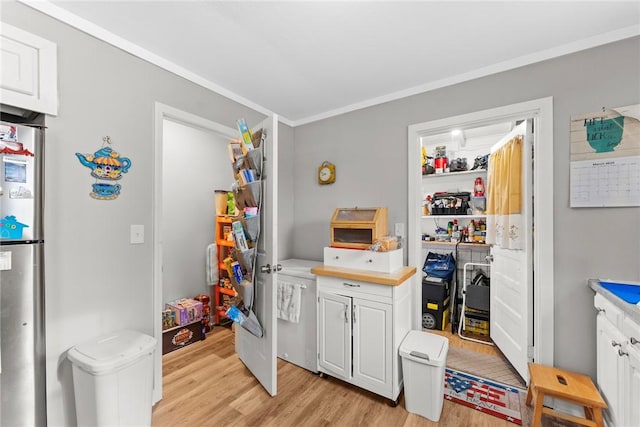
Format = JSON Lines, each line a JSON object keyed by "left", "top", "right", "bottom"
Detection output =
{"left": 489, "top": 120, "right": 533, "bottom": 383}
{"left": 352, "top": 298, "right": 392, "bottom": 396}
{"left": 235, "top": 115, "right": 279, "bottom": 396}
{"left": 318, "top": 291, "right": 352, "bottom": 379}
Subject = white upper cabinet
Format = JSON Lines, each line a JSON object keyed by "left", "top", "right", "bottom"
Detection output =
{"left": 1, "top": 22, "right": 58, "bottom": 115}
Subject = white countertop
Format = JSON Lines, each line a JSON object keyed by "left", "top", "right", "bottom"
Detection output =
{"left": 589, "top": 278, "right": 640, "bottom": 324}
{"left": 278, "top": 258, "right": 320, "bottom": 280}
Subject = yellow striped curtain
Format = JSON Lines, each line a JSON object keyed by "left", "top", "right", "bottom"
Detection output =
{"left": 486, "top": 135, "right": 524, "bottom": 249}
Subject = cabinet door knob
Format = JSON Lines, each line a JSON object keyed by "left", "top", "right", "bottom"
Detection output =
{"left": 631, "top": 337, "right": 639, "bottom": 345}
{"left": 611, "top": 340, "right": 622, "bottom": 348}
{"left": 343, "top": 282, "right": 360, "bottom": 287}
{"left": 596, "top": 307, "right": 605, "bottom": 314}
{"left": 618, "top": 348, "right": 629, "bottom": 357}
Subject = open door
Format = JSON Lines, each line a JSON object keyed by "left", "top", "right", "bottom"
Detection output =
{"left": 488, "top": 120, "right": 533, "bottom": 384}
{"left": 235, "top": 115, "right": 278, "bottom": 396}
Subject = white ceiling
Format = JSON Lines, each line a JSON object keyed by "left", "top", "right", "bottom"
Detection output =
{"left": 22, "top": 1, "right": 640, "bottom": 126}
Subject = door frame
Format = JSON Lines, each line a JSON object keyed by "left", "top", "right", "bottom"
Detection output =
{"left": 152, "top": 102, "right": 238, "bottom": 403}
{"left": 407, "top": 97, "right": 554, "bottom": 370}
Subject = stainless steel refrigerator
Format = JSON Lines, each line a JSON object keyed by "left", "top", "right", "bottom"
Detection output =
{"left": 0, "top": 120, "right": 46, "bottom": 426}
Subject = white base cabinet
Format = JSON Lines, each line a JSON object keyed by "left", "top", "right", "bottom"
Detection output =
{"left": 622, "top": 315, "right": 640, "bottom": 427}
{"left": 594, "top": 293, "right": 640, "bottom": 427}
{"left": 316, "top": 269, "right": 413, "bottom": 403}
{"left": 319, "top": 292, "right": 352, "bottom": 379}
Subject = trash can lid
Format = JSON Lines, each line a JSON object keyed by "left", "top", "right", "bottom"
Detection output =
{"left": 67, "top": 330, "right": 157, "bottom": 375}
{"left": 399, "top": 330, "right": 449, "bottom": 367}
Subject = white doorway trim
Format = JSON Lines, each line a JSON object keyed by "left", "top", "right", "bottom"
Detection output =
{"left": 407, "top": 97, "right": 554, "bottom": 369}
{"left": 152, "top": 102, "right": 237, "bottom": 403}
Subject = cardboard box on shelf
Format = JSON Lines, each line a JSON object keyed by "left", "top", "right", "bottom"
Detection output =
{"left": 464, "top": 308, "right": 489, "bottom": 336}
{"left": 165, "top": 298, "right": 203, "bottom": 326}
{"left": 162, "top": 320, "right": 202, "bottom": 354}
{"left": 232, "top": 220, "right": 249, "bottom": 251}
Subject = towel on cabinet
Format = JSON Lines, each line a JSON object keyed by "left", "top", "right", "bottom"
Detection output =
{"left": 277, "top": 280, "right": 302, "bottom": 323}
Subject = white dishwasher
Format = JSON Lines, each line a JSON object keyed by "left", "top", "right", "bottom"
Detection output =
{"left": 277, "top": 259, "right": 319, "bottom": 373}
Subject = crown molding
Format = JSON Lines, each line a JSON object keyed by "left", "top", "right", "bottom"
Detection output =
{"left": 291, "top": 25, "right": 640, "bottom": 126}
{"left": 17, "top": 0, "right": 295, "bottom": 127}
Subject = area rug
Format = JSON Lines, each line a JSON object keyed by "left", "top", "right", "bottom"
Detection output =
{"left": 444, "top": 368, "right": 523, "bottom": 425}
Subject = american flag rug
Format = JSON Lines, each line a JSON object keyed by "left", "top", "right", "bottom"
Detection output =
{"left": 444, "top": 368, "right": 523, "bottom": 425}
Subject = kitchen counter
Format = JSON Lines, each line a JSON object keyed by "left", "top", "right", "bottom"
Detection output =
{"left": 589, "top": 278, "right": 640, "bottom": 324}
{"left": 311, "top": 265, "right": 416, "bottom": 286}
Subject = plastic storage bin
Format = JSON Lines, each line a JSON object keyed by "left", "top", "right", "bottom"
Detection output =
{"left": 399, "top": 330, "right": 449, "bottom": 422}
{"left": 67, "top": 330, "right": 157, "bottom": 426}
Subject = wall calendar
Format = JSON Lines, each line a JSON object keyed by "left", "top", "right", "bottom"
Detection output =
{"left": 570, "top": 104, "right": 640, "bottom": 207}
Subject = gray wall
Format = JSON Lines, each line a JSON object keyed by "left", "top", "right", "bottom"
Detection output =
{"left": 4, "top": 1, "right": 639, "bottom": 424}
{"left": 292, "top": 37, "right": 640, "bottom": 378}
{"left": 278, "top": 123, "right": 295, "bottom": 261}
{"left": 162, "top": 119, "right": 230, "bottom": 302}
{"left": 1, "top": 2, "right": 285, "bottom": 425}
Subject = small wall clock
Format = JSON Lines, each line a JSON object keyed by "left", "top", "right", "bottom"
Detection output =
{"left": 318, "top": 161, "right": 336, "bottom": 185}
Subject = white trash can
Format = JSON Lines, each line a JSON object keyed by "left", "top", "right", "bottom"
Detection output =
{"left": 67, "top": 330, "right": 157, "bottom": 426}
{"left": 399, "top": 330, "right": 449, "bottom": 422}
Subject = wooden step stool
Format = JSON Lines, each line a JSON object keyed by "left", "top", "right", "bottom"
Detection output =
{"left": 526, "top": 363, "right": 607, "bottom": 427}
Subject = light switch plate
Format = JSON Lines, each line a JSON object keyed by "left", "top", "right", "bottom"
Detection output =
{"left": 394, "top": 223, "right": 405, "bottom": 238}
{"left": 130, "top": 224, "right": 144, "bottom": 244}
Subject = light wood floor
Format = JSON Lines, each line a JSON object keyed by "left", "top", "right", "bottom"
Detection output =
{"left": 152, "top": 326, "right": 535, "bottom": 427}
{"left": 428, "top": 328, "right": 502, "bottom": 356}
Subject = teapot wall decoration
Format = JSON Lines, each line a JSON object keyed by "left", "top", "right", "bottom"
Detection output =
{"left": 76, "top": 136, "right": 132, "bottom": 200}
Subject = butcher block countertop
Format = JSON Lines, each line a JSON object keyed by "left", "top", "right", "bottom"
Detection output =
{"left": 310, "top": 265, "right": 417, "bottom": 286}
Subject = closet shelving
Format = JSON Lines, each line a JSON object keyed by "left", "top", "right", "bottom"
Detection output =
{"left": 421, "top": 168, "right": 488, "bottom": 238}
{"left": 421, "top": 166, "right": 490, "bottom": 335}
{"left": 422, "top": 169, "right": 487, "bottom": 179}
{"left": 214, "top": 215, "right": 237, "bottom": 324}
{"left": 421, "top": 240, "right": 487, "bottom": 248}
{"left": 422, "top": 214, "right": 486, "bottom": 220}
